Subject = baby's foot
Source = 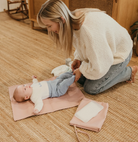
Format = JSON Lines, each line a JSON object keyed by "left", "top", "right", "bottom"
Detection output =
{"left": 126, "top": 66, "right": 138, "bottom": 83}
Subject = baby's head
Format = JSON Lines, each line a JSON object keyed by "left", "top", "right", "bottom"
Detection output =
{"left": 13, "top": 84, "right": 32, "bottom": 102}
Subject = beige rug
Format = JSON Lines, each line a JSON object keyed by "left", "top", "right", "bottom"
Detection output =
{"left": 0, "top": 12, "right": 138, "bottom": 142}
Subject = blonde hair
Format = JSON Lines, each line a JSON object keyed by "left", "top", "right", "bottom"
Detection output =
{"left": 13, "top": 87, "right": 25, "bottom": 102}
{"left": 37, "top": 0, "right": 103, "bottom": 57}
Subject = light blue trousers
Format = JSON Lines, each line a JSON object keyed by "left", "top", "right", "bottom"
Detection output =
{"left": 47, "top": 72, "right": 75, "bottom": 97}
{"left": 78, "top": 51, "right": 132, "bottom": 95}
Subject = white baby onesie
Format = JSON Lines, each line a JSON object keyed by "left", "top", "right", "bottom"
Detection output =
{"left": 30, "top": 78, "right": 49, "bottom": 112}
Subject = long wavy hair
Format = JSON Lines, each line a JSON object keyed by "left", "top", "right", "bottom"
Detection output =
{"left": 37, "top": 0, "right": 102, "bottom": 57}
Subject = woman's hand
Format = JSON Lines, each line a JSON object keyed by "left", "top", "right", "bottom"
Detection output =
{"left": 73, "top": 68, "right": 82, "bottom": 82}
{"left": 71, "top": 59, "right": 81, "bottom": 72}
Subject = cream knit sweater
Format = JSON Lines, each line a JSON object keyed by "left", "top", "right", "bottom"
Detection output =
{"left": 73, "top": 12, "right": 133, "bottom": 80}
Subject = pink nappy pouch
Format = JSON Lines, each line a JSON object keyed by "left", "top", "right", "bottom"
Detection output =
{"left": 70, "top": 98, "right": 109, "bottom": 142}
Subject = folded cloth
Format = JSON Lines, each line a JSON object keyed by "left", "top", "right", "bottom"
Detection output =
{"left": 9, "top": 77, "right": 85, "bottom": 121}
{"left": 70, "top": 98, "right": 109, "bottom": 142}
{"left": 75, "top": 101, "right": 104, "bottom": 123}
{"left": 51, "top": 65, "right": 72, "bottom": 76}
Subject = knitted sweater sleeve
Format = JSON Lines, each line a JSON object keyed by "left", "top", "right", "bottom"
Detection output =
{"left": 32, "top": 78, "right": 38, "bottom": 83}
{"left": 79, "top": 25, "right": 114, "bottom": 80}
{"left": 74, "top": 50, "right": 82, "bottom": 61}
{"left": 34, "top": 99, "right": 43, "bottom": 112}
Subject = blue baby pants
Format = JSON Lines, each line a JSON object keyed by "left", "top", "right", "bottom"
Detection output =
{"left": 78, "top": 50, "right": 132, "bottom": 95}
{"left": 47, "top": 72, "right": 75, "bottom": 97}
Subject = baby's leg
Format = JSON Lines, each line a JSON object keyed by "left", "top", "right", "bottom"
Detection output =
{"left": 57, "top": 75, "right": 75, "bottom": 96}
{"left": 56, "top": 72, "right": 73, "bottom": 80}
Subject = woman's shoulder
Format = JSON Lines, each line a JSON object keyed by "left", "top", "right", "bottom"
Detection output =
{"left": 83, "top": 11, "right": 113, "bottom": 30}
{"left": 73, "top": 11, "right": 108, "bottom": 35}
{"left": 85, "top": 11, "right": 107, "bottom": 21}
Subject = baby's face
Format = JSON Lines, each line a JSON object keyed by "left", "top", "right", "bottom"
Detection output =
{"left": 17, "top": 84, "right": 33, "bottom": 100}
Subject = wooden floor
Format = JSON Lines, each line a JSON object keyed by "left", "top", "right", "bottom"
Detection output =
{"left": 0, "top": 12, "right": 138, "bottom": 142}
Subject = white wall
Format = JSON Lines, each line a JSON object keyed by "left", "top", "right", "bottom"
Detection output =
{"left": 0, "top": 0, "right": 28, "bottom": 12}
{"left": 0, "top": 0, "right": 7, "bottom": 12}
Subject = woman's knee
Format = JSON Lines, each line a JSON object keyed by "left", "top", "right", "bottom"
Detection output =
{"left": 83, "top": 82, "right": 99, "bottom": 95}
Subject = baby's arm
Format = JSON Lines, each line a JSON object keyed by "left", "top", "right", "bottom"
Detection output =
{"left": 32, "top": 75, "right": 38, "bottom": 83}
{"left": 33, "top": 99, "right": 43, "bottom": 114}
{"left": 33, "top": 109, "right": 39, "bottom": 114}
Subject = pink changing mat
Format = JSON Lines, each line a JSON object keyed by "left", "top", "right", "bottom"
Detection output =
{"left": 9, "top": 77, "right": 85, "bottom": 121}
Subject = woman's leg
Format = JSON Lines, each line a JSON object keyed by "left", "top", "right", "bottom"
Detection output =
{"left": 84, "top": 51, "right": 133, "bottom": 95}
{"left": 126, "top": 66, "right": 138, "bottom": 83}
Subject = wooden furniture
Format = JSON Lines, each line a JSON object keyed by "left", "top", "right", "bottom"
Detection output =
{"left": 28, "top": 0, "right": 138, "bottom": 32}
{"left": 5, "top": 0, "right": 28, "bottom": 21}
{"left": 112, "top": 0, "right": 138, "bottom": 33}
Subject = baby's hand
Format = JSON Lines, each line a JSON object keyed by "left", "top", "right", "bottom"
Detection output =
{"left": 33, "top": 109, "right": 39, "bottom": 114}
{"left": 32, "top": 75, "right": 37, "bottom": 79}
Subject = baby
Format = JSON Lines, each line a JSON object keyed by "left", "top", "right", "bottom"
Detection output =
{"left": 13, "top": 72, "right": 75, "bottom": 114}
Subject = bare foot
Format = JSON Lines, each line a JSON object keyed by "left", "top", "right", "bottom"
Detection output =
{"left": 126, "top": 66, "right": 138, "bottom": 83}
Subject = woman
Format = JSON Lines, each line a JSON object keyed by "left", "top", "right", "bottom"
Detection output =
{"left": 37, "top": 0, "right": 138, "bottom": 95}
